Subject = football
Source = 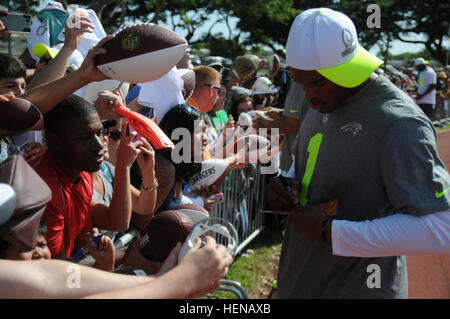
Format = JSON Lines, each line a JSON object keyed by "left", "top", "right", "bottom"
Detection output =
{"left": 82, "top": 79, "right": 130, "bottom": 104}
{"left": 95, "top": 24, "right": 188, "bottom": 84}
{"left": 246, "top": 110, "right": 265, "bottom": 120}
{"left": 238, "top": 112, "right": 253, "bottom": 128}
{"left": 176, "top": 209, "right": 209, "bottom": 224}
{"left": 234, "top": 134, "right": 272, "bottom": 162}
{"left": 139, "top": 210, "right": 193, "bottom": 262}
{"left": 241, "top": 134, "right": 271, "bottom": 151}
{"left": 268, "top": 54, "right": 280, "bottom": 74}
{"left": 0, "top": 97, "right": 41, "bottom": 132}
{"left": 189, "top": 159, "right": 229, "bottom": 191}
{"left": 178, "top": 68, "right": 195, "bottom": 100}
{"left": 178, "top": 203, "right": 209, "bottom": 215}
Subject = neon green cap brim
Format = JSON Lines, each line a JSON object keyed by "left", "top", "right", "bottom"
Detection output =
{"left": 317, "top": 45, "right": 383, "bottom": 88}
{"left": 32, "top": 43, "right": 59, "bottom": 60}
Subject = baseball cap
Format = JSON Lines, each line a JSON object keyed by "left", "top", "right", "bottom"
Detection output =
{"left": 252, "top": 77, "right": 277, "bottom": 95}
{"left": 32, "top": 43, "right": 60, "bottom": 60}
{"left": 0, "top": 155, "right": 51, "bottom": 251}
{"left": 285, "top": 8, "right": 383, "bottom": 88}
{"left": 414, "top": 57, "right": 429, "bottom": 66}
{"left": 231, "top": 55, "right": 260, "bottom": 81}
{"left": 32, "top": 43, "right": 84, "bottom": 70}
{"left": 202, "top": 56, "right": 224, "bottom": 72}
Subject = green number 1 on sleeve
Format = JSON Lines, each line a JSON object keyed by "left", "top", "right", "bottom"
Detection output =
{"left": 298, "top": 133, "right": 323, "bottom": 206}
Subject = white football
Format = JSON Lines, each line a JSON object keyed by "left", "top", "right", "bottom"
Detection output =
{"left": 246, "top": 110, "right": 265, "bottom": 120}
{"left": 176, "top": 209, "right": 209, "bottom": 224}
{"left": 236, "top": 134, "right": 270, "bottom": 152}
{"left": 238, "top": 112, "right": 253, "bottom": 128}
{"left": 95, "top": 24, "right": 187, "bottom": 84}
{"left": 189, "top": 159, "right": 229, "bottom": 191}
{"left": 235, "top": 134, "right": 274, "bottom": 164}
{"left": 82, "top": 79, "right": 130, "bottom": 104}
{"left": 268, "top": 54, "right": 280, "bottom": 73}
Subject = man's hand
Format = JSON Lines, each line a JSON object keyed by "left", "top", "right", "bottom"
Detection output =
{"left": 197, "top": 184, "right": 217, "bottom": 199}
{"left": 265, "top": 176, "right": 300, "bottom": 211}
{"left": 64, "top": 13, "right": 94, "bottom": 51}
{"left": 263, "top": 106, "right": 283, "bottom": 119}
{"left": 88, "top": 234, "right": 115, "bottom": 272}
{"left": 137, "top": 138, "right": 156, "bottom": 183}
{"left": 76, "top": 34, "right": 115, "bottom": 83}
{"left": 116, "top": 122, "right": 143, "bottom": 169}
{"left": 291, "top": 206, "right": 331, "bottom": 244}
{"left": 180, "top": 236, "right": 233, "bottom": 298}
{"left": 93, "top": 89, "right": 125, "bottom": 119}
{"left": 23, "top": 142, "right": 46, "bottom": 162}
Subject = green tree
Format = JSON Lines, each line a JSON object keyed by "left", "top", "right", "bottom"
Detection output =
{"left": 1, "top": 0, "right": 448, "bottom": 63}
{"left": 0, "top": 0, "right": 39, "bottom": 14}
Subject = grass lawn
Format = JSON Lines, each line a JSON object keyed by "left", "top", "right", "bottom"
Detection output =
{"left": 436, "top": 123, "right": 450, "bottom": 131}
{"left": 207, "top": 227, "right": 284, "bottom": 299}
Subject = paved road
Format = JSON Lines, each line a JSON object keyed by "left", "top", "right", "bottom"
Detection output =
{"left": 407, "top": 129, "right": 450, "bottom": 299}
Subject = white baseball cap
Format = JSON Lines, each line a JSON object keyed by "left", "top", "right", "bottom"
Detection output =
{"left": 252, "top": 77, "right": 277, "bottom": 95}
{"left": 286, "top": 8, "right": 383, "bottom": 88}
{"left": 414, "top": 57, "right": 429, "bottom": 66}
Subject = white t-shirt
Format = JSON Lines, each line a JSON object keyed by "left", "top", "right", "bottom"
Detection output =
{"left": 417, "top": 66, "right": 437, "bottom": 104}
{"left": 137, "top": 67, "right": 185, "bottom": 124}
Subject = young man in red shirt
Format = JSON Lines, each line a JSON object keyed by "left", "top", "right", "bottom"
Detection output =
{"left": 32, "top": 94, "right": 152, "bottom": 259}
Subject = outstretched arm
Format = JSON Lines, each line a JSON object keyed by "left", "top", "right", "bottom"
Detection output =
{"left": 0, "top": 258, "right": 151, "bottom": 299}
{"left": 86, "top": 236, "right": 233, "bottom": 299}
{"left": 0, "top": 235, "right": 232, "bottom": 299}
{"left": 27, "top": 14, "right": 95, "bottom": 90}
{"left": 20, "top": 35, "right": 114, "bottom": 123}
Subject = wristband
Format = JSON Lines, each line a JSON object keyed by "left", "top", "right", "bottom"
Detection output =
{"left": 141, "top": 179, "right": 158, "bottom": 192}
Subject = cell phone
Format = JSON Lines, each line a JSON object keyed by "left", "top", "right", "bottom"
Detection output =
{"left": 0, "top": 12, "right": 32, "bottom": 33}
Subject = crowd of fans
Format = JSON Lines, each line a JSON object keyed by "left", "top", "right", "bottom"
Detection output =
{"left": 0, "top": 2, "right": 449, "bottom": 298}
{"left": 376, "top": 60, "right": 450, "bottom": 124}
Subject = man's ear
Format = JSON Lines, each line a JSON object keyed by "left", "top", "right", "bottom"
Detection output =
{"left": 45, "top": 131, "right": 63, "bottom": 152}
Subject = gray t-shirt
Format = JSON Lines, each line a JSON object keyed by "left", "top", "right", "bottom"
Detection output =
{"left": 280, "top": 81, "right": 310, "bottom": 172}
{"left": 277, "top": 75, "right": 450, "bottom": 299}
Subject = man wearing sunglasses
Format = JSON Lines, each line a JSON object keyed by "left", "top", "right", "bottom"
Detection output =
{"left": 187, "top": 65, "right": 222, "bottom": 114}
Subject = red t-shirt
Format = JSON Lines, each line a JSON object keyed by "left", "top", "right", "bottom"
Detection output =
{"left": 31, "top": 151, "right": 93, "bottom": 257}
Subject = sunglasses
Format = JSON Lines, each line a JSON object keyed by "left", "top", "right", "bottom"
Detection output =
{"left": 203, "top": 84, "right": 222, "bottom": 94}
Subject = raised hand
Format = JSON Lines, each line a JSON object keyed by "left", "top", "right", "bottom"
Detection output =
{"left": 64, "top": 13, "right": 95, "bottom": 51}
{"left": 77, "top": 34, "right": 115, "bottom": 83}
{"left": 115, "top": 122, "right": 143, "bottom": 169}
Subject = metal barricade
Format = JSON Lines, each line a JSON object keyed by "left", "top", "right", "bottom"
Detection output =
{"left": 209, "top": 163, "right": 267, "bottom": 255}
